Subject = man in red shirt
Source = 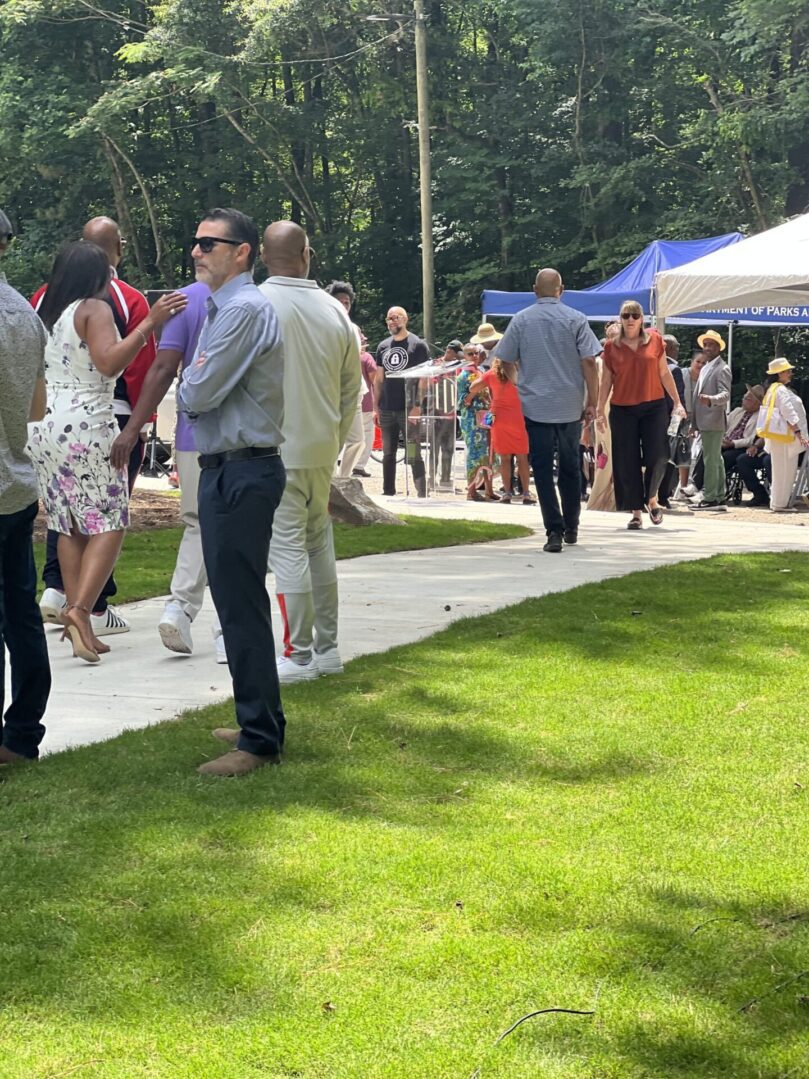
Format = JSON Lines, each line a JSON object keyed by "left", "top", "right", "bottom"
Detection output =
{"left": 32, "top": 216, "right": 157, "bottom": 635}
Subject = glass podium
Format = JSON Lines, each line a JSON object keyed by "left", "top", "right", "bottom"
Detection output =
{"left": 387, "top": 360, "right": 461, "bottom": 497}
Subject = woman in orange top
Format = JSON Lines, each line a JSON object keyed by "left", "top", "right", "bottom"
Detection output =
{"left": 466, "top": 358, "right": 535, "bottom": 504}
{"left": 596, "top": 300, "right": 684, "bottom": 529}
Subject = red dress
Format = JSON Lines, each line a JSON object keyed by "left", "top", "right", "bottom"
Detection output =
{"left": 480, "top": 370, "right": 529, "bottom": 455}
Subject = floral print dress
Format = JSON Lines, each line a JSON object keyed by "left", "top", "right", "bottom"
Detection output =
{"left": 457, "top": 366, "right": 492, "bottom": 482}
{"left": 28, "top": 300, "right": 129, "bottom": 535}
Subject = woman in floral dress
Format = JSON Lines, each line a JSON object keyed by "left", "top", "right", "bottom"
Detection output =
{"left": 456, "top": 344, "right": 495, "bottom": 500}
{"left": 30, "top": 242, "right": 184, "bottom": 662}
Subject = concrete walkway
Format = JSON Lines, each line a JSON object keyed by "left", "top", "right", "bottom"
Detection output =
{"left": 25, "top": 497, "right": 809, "bottom": 755}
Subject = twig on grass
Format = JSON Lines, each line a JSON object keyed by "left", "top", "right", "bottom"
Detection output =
{"left": 494, "top": 1006, "right": 596, "bottom": 1045}
{"left": 45, "top": 1062, "right": 103, "bottom": 1079}
{"left": 738, "top": 970, "right": 809, "bottom": 1014}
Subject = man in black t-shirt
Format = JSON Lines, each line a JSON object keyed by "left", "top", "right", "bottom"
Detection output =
{"left": 372, "top": 306, "right": 429, "bottom": 496}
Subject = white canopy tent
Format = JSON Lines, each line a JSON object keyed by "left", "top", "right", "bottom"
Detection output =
{"left": 655, "top": 213, "right": 809, "bottom": 319}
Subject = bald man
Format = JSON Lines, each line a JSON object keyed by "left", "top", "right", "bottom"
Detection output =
{"left": 259, "top": 222, "right": 360, "bottom": 682}
{"left": 495, "top": 267, "right": 600, "bottom": 552}
{"left": 372, "top": 307, "right": 430, "bottom": 496}
{"left": 32, "top": 215, "right": 157, "bottom": 634}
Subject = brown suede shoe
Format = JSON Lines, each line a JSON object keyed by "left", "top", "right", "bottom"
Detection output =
{"left": 197, "top": 749, "right": 280, "bottom": 777}
{"left": 0, "top": 745, "right": 30, "bottom": 765}
{"left": 212, "top": 728, "right": 239, "bottom": 745}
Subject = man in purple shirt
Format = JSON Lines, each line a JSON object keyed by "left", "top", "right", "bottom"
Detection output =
{"left": 110, "top": 281, "right": 225, "bottom": 660}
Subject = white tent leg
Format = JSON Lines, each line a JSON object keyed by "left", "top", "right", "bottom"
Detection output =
{"left": 727, "top": 322, "right": 733, "bottom": 374}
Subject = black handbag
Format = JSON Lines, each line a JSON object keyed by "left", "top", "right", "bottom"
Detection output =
{"left": 668, "top": 420, "right": 690, "bottom": 467}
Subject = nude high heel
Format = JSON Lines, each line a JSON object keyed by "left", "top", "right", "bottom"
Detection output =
{"left": 62, "top": 604, "right": 100, "bottom": 664}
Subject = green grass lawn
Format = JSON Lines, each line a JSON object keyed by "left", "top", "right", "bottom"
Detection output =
{"left": 3, "top": 552, "right": 809, "bottom": 1077}
{"left": 33, "top": 516, "right": 532, "bottom": 606}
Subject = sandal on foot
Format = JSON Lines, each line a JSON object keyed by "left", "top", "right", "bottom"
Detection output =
{"left": 646, "top": 504, "right": 663, "bottom": 525}
{"left": 627, "top": 517, "right": 642, "bottom": 531}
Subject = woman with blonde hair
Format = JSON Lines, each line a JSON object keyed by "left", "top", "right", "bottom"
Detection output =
{"left": 596, "top": 301, "right": 684, "bottom": 529}
{"left": 465, "top": 355, "right": 535, "bottom": 504}
{"left": 756, "top": 358, "right": 809, "bottom": 511}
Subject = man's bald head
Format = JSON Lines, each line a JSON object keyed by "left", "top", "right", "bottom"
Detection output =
{"left": 534, "top": 268, "right": 563, "bottom": 298}
{"left": 261, "top": 221, "right": 310, "bottom": 279}
{"left": 82, "top": 216, "right": 122, "bottom": 267}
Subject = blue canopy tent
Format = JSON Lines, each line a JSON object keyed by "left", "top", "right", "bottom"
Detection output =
{"left": 481, "top": 232, "right": 809, "bottom": 328}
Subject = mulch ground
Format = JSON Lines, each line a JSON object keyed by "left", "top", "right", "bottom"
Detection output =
{"left": 33, "top": 489, "right": 180, "bottom": 543}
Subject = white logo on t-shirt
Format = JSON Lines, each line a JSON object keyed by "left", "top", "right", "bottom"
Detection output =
{"left": 382, "top": 345, "right": 409, "bottom": 372}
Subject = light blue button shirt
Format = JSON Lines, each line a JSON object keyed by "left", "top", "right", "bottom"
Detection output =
{"left": 177, "top": 271, "right": 285, "bottom": 454}
{"left": 495, "top": 297, "right": 601, "bottom": 423}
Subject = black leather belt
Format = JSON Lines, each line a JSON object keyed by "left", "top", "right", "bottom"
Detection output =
{"left": 198, "top": 446, "right": 280, "bottom": 468}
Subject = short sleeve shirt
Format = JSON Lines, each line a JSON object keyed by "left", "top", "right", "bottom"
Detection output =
{"left": 495, "top": 298, "right": 601, "bottom": 423}
{"left": 602, "top": 331, "right": 665, "bottom": 406}
{"left": 157, "top": 282, "right": 211, "bottom": 451}
{"left": 0, "top": 277, "right": 45, "bottom": 513}
{"left": 376, "top": 332, "right": 429, "bottom": 411}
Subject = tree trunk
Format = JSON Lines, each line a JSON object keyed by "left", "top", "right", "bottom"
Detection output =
{"left": 101, "top": 136, "right": 148, "bottom": 280}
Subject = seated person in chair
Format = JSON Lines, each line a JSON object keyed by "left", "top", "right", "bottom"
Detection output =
{"left": 735, "top": 436, "right": 772, "bottom": 505}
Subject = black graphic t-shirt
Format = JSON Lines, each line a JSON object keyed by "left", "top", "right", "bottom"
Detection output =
{"left": 376, "top": 332, "right": 430, "bottom": 411}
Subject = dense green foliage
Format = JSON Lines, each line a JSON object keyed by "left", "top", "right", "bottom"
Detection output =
{"left": 2, "top": 0, "right": 808, "bottom": 362}
{"left": 2, "top": 553, "right": 809, "bottom": 1076}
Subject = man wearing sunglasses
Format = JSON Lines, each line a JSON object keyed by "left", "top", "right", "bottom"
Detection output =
{"left": 178, "top": 208, "right": 286, "bottom": 777}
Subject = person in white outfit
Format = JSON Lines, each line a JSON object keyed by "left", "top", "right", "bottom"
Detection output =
{"left": 259, "top": 222, "right": 360, "bottom": 684}
{"left": 756, "top": 357, "right": 809, "bottom": 511}
{"left": 110, "top": 281, "right": 226, "bottom": 661}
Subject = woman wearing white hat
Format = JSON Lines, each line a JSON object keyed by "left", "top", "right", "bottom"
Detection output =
{"left": 756, "top": 358, "right": 809, "bottom": 511}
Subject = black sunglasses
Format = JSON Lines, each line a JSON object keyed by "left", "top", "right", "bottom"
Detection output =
{"left": 191, "top": 236, "right": 243, "bottom": 253}
{"left": 621, "top": 312, "right": 642, "bottom": 320}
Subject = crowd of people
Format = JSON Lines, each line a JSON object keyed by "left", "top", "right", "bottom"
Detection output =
{"left": 0, "top": 205, "right": 805, "bottom": 776}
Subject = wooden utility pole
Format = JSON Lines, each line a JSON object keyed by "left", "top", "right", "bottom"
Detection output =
{"left": 413, "top": 0, "right": 435, "bottom": 345}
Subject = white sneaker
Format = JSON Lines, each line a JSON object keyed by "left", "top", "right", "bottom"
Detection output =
{"left": 276, "top": 654, "right": 319, "bottom": 684}
{"left": 91, "top": 607, "right": 130, "bottom": 636}
{"left": 682, "top": 483, "right": 697, "bottom": 497}
{"left": 158, "top": 605, "right": 193, "bottom": 654}
{"left": 214, "top": 629, "right": 228, "bottom": 665}
{"left": 313, "top": 648, "right": 344, "bottom": 676}
{"left": 671, "top": 487, "right": 688, "bottom": 503}
{"left": 39, "top": 587, "right": 67, "bottom": 625}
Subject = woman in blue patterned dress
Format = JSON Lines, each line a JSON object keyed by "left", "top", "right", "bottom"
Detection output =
{"left": 30, "top": 242, "right": 184, "bottom": 662}
{"left": 456, "top": 344, "right": 495, "bottom": 501}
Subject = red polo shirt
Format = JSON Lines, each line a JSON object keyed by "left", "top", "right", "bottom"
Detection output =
{"left": 31, "top": 276, "right": 157, "bottom": 410}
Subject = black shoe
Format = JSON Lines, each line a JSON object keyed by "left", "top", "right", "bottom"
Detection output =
{"left": 563, "top": 529, "right": 578, "bottom": 545}
{"left": 352, "top": 468, "right": 371, "bottom": 478}
{"left": 694, "top": 500, "right": 725, "bottom": 509}
{"left": 748, "top": 496, "right": 768, "bottom": 507}
{"left": 543, "top": 532, "right": 563, "bottom": 553}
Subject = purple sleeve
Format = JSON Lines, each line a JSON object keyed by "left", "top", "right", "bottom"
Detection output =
{"left": 157, "top": 307, "right": 191, "bottom": 355}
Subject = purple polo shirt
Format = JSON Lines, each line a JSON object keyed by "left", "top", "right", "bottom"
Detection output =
{"left": 158, "top": 281, "right": 210, "bottom": 452}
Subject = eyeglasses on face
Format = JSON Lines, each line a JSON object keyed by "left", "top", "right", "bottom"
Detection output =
{"left": 191, "top": 236, "right": 243, "bottom": 253}
{"left": 621, "top": 312, "right": 642, "bottom": 320}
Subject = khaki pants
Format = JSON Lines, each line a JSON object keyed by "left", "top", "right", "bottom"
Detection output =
{"left": 338, "top": 405, "right": 365, "bottom": 477}
{"left": 769, "top": 442, "right": 800, "bottom": 510}
{"left": 268, "top": 466, "right": 338, "bottom": 663}
{"left": 169, "top": 449, "right": 220, "bottom": 632}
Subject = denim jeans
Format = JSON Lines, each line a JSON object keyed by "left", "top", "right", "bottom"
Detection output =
{"left": 525, "top": 418, "right": 582, "bottom": 535}
{"left": 0, "top": 501, "right": 51, "bottom": 758}
{"left": 379, "top": 409, "right": 425, "bottom": 496}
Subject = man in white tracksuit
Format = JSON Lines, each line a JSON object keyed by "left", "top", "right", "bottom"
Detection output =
{"left": 259, "top": 222, "right": 360, "bottom": 684}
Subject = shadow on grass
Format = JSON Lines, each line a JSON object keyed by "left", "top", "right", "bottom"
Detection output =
{"left": 479, "top": 888, "right": 809, "bottom": 1077}
{"left": 2, "top": 551, "right": 809, "bottom": 1068}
